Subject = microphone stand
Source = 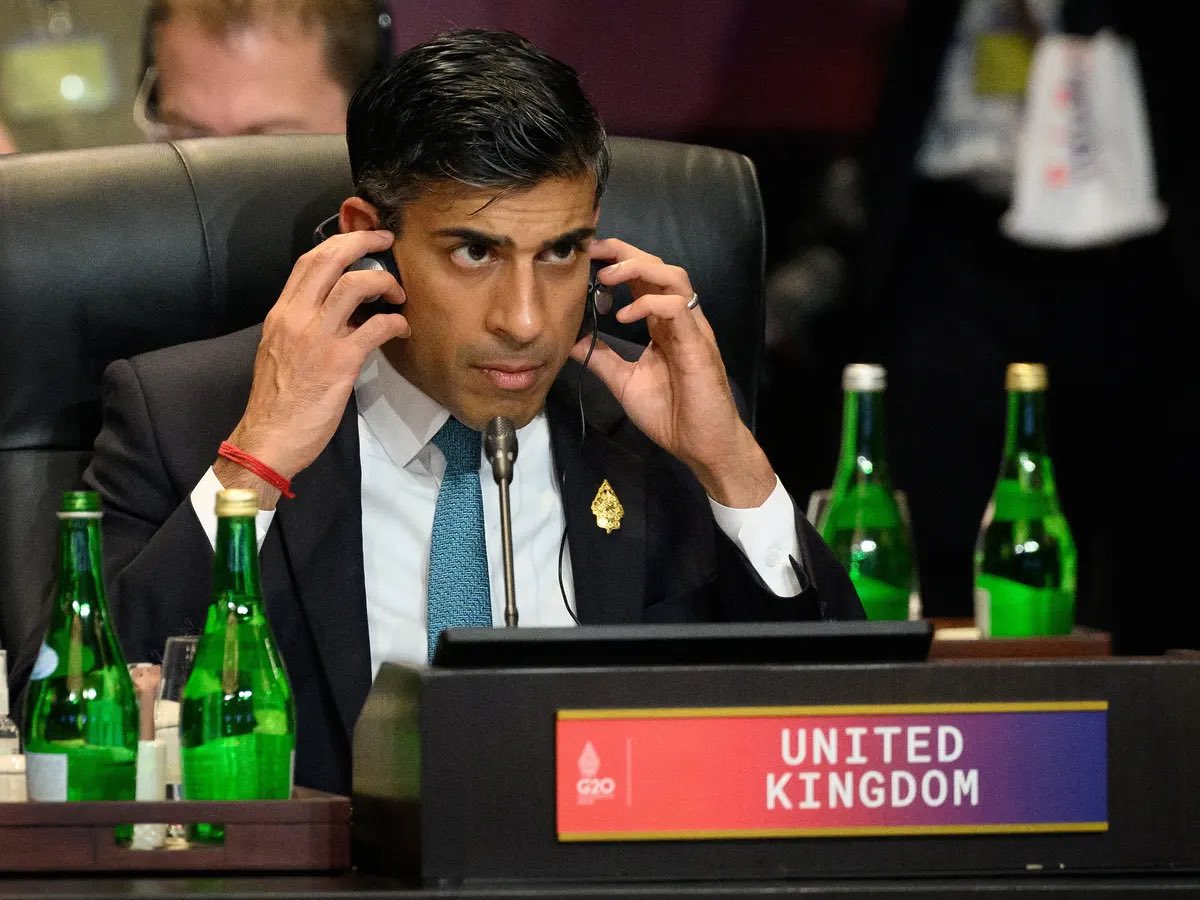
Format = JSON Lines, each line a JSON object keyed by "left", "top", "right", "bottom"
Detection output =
{"left": 484, "top": 417, "right": 519, "bottom": 628}
{"left": 497, "top": 476, "right": 517, "bottom": 628}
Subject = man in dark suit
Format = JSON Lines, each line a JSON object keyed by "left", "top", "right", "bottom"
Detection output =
{"left": 84, "top": 29, "right": 862, "bottom": 794}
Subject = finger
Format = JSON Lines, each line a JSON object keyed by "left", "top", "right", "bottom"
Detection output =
{"left": 347, "top": 308, "right": 411, "bottom": 354}
{"left": 692, "top": 303, "right": 717, "bottom": 342}
{"left": 570, "top": 335, "right": 635, "bottom": 396}
{"left": 615, "top": 293, "right": 704, "bottom": 339}
{"left": 285, "top": 230, "right": 395, "bottom": 311}
{"left": 596, "top": 255, "right": 691, "bottom": 299}
{"left": 322, "top": 269, "right": 405, "bottom": 331}
{"left": 587, "top": 237, "right": 645, "bottom": 265}
{"left": 588, "top": 238, "right": 694, "bottom": 294}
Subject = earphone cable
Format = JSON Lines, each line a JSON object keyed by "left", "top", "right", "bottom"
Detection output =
{"left": 557, "top": 295, "right": 599, "bottom": 625}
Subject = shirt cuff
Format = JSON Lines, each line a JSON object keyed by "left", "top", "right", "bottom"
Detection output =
{"left": 708, "top": 475, "right": 803, "bottom": 597}
{"left": 189, "top": 466, "right": 276, "bottom": 552}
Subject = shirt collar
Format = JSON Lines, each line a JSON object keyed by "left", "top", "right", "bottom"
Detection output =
{"left": 354, "top": 349, "right": 449, "bottom": 468}
{"left": 354, "top": 349, "right": 552, "bottom": 469}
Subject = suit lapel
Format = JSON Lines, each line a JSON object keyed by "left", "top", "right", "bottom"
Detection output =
{"left": 274, "top": 396, "right": 371, "bottom": 743}
{"left": 546, "top": 361, "right": 647, "bottom": 624}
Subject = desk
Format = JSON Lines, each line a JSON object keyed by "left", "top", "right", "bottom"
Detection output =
{"left": 928, "top": 618, "right": 1112, "bottom": 660}
{"left": 1, "top": 874, "right": 1200, "bottom": 898}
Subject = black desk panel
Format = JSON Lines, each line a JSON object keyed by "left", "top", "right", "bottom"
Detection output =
{"left": 2, "top": 874, "right": 1200, "bottom": 899}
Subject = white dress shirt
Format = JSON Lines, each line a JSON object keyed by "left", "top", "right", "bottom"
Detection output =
{"left": 191, "top": 350, "right": 803, "bottom": 677}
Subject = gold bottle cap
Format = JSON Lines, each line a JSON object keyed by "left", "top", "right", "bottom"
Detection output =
{"left": 1005, "top": 363, "right": 1048, "bottom": 392}
{"left": 842, "top": 363, "right": 887, "bottom": 392}
{"left": 215, "top": 488, "right": 259, "bottom": 517}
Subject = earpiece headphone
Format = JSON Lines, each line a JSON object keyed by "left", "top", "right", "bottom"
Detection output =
{"left": 588, "top": 271, "right": 614, "bottom": 318}
{"left": 138, "top": 0, "right": 394, "bottom": 114}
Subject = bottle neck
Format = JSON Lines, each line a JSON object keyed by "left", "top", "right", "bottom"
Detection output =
{"left": 833, "top": 389, "right": 891, "bottom": 486}
{"left": 213, "top": 515, "right": 263, "bottom": 614}
{"left": 56, "top": 515, "right": 106, "bottom": 611}
{"left": 1003, "top": 390, "right": 1049, "bottom": 459}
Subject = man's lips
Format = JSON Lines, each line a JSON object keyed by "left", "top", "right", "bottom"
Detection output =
{"left": 475, "top": 362, "right": 546, "bottom": 391}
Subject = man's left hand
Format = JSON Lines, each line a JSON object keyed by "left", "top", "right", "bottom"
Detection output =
{"left": 571, "top": 238, "right": 777, "bottom": 509}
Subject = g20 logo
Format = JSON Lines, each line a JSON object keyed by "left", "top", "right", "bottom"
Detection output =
{"left": 575, "top": 742, "right": 616, "bottom": 804}
{"left": 576, "top": 776, "right": 615, "bottom": 798}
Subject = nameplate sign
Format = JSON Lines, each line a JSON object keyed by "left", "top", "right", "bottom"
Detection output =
{"left": 556, "top": 702, "right": 1107, "bottom": 841}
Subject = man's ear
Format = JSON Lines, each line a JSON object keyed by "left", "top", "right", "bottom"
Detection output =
{"left": 339, "top": 196, "right": 384, "bottom": 233}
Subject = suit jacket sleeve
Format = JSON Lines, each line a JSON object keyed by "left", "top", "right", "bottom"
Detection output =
{"left": 719, "top": 375, "right": 864, "bottom": 622}
{"left": 82, "top": 358, "right": 214, "bottom": 662}
{"left": 711, "top": 490, "right": 865, "bottom": 623}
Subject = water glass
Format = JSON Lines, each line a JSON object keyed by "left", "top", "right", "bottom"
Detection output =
{"left": 157, "top": 634, "right": 199, "bottom": 800}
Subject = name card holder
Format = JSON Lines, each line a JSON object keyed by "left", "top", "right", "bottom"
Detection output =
{"left": 352, "top": 628, "right": 1200, "bottom": 888}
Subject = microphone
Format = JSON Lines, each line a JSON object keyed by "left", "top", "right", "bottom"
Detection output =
{"left": 484, "top": 416, "right": 517, "bottom": 484}
{"left": 484, "top": 417, "right": 519, "bottom": 628}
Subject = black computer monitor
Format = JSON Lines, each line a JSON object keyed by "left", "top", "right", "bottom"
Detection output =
{"left": 432, "top": 620, "right": 932, "bottom": 668}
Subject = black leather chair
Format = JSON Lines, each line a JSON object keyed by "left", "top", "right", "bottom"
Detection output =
{"left": 0, "top": 134, "right": 764, "bottom": 669}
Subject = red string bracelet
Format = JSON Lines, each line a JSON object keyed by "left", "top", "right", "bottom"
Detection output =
{"left": 217, "top": 441, "right": 296, "bottom": 500}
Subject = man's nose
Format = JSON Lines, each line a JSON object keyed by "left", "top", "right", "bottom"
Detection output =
{"left": 485, "top": 264, "right": 545, "bottom": 346}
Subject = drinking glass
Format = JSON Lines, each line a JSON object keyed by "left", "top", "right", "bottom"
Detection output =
{"left": 157, "top": 635, "right": 199, "bottom": 801}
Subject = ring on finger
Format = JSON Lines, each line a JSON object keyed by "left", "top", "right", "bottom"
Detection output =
{"left": 686, "top": 292, "right": 700, "bottom": 310}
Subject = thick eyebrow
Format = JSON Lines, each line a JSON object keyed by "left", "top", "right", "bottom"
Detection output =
{"left": 156, "top": 110, "right": 208, "bottom": 131}
{"left": 433, "top": 226, "right": 596, "bottom": 251}
{"left": 541, "top": 227, "right": 597, "bottom": 252}
{"left": 158, "top": 109, "right": 307, "bottom": 135}
{"left": 239, "top": 119, "right": 309, "bottom": 135}
{"left": 433, "top": 228, "right": 511, "bottom": 250}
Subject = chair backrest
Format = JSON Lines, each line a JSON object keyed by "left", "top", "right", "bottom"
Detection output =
{"left": 0, "top": 134, "right": 764, "bottom": 659}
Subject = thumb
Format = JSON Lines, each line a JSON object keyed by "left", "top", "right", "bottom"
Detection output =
{"left": 351, "top": 312, "right": 411, "bottom": 352}
{"left": 570, "top": 335, "right": 633, "bottom": 397}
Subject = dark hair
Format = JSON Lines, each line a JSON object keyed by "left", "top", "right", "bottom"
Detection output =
{"left": 146, "top": 0, "right": 385, "bottom": 96}
{"left": 347, "top": 29, "right": 610, "bottom": 230}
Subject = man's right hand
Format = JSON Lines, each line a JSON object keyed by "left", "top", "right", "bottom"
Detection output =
{"left": 213, "top": 229, "right": 409, "bottom": 508}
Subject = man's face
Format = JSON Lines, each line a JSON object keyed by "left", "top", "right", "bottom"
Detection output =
{"left": 383, "top": 174, "right": 599, "bottom": 431}
{"left": 151, "top": 15, "right": 348, "bottom": 138}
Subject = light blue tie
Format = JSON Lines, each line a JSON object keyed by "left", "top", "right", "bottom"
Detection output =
{"left": 427, "top": 416, "right": 491, "bottom": 660}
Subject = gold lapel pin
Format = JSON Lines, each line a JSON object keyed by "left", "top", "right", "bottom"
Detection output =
{"left": 591, "top": 479, "right": 624, "bottom": 534}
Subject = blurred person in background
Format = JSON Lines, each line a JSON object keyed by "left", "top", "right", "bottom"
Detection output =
{"left": 0, "top": 120, "right": 14, "bottom": 153}
{"left": 858, "top": 0, "right": 1196, "bottom": 654}
{"left": 135, "top": 0, "right": 391, "bottom": 140}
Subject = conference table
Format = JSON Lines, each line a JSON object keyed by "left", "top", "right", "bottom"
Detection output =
{"left": 2, "top": 872, "right": 1200, "bottom": 897}
{"left": 926, "top": 619, "right": 1112, "bottom": 660}
{"left": 4, "top": 622, "right": 1197, "bottom": 899}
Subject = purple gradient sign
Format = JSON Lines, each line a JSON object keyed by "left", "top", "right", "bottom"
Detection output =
{"left": 558, "top": 702, "right": 1108, "bottom": 840}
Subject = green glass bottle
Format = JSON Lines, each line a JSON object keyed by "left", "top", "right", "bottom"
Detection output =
{"left": 817, "top": 364, "right": 915, "bottom": 621}
{"left": 23, "top": 491, "right": 138, "bottom": 802}
{"left": 181, "top": 488, "right": 295, "bottom": 839}
{"left": 974, "top": 363, "right": 1077, "bottom": 636}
